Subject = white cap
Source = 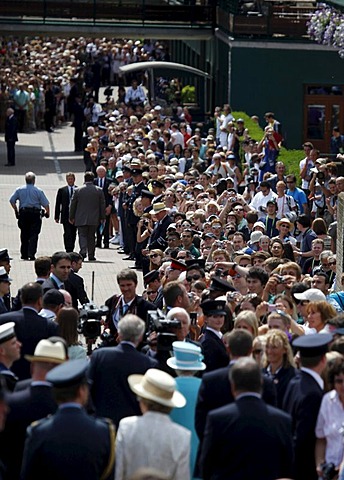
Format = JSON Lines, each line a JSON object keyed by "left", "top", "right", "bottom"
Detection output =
{"left": 294, "top": 288, "right": 326, "bottom": 302}
{"left": 0, "top": 322, "right": 15, "bottom": 344}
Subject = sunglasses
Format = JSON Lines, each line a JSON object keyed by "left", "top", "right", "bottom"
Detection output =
{"left": 147, "top": 291, "right": 156, "bottom": 295}
{"left": 186, "top": 275, "right": 201, "bottom": 282}
{"left": 280, "top": 224, "right": 290, "bottom": 228}
{"left": 329, "top": 261, "right": 336, "bottom": 266}
{"left": 234, "top": 208, "right": 244, "bottom": 212}
{"left": 149, "top": 254, "right": 159, "bottom": 258}
{"left": 182, "top": 235, "right": 192, "bottom": 238}
{"left": 253, "top": 349, "right": 263, "bottom": 355}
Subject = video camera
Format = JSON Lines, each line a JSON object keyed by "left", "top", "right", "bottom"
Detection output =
{"left": 146, "top": 309, "right": 181, "bottom": 353}
{"left": 78, "top": 303, "right": 109, "bottom": 340}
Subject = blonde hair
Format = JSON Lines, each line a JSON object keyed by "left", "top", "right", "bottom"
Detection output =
{"left": 263, "top": 329, "right": 295, "bottom": 368}
{"left": 234, "top": 311, "right": 259, "bottom": 338}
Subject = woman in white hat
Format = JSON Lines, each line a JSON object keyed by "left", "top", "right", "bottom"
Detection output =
{"left": 273, "top": 218, "right": 297, "bottom": 246}
{"left": 167, "top": 341, "right": 206, "bottom": 480}
{"left": 115, "top": 369, "right": 191, "bottom": 480}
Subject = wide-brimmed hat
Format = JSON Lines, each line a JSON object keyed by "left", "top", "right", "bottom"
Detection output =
{"left": 152, "top": 202, "right": 168, "bottom": 213}
{"left": 25, "top": 339, "right": 67, "bottom": 364}
{"left": 276, "top": 218, "right": 292, "bottom": 230}
{"left": 167, "top": 341, "right": 206, "bottom": 371}
{"left": 128, "top": 368, "right": 186, "bottom": 408}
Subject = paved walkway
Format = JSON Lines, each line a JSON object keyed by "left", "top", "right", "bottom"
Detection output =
{"left": 0, "top": 123, "right": 141, "bottom": 306}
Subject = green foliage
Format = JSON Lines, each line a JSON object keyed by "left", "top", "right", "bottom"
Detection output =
{"left": 232, "top": 111, "right": 303, "bottom": 182}
{"left": 181, "top": 85, "right": 196, "bottom": 104}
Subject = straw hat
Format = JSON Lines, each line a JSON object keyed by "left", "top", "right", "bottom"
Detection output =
{"left": 128, "top": 369, "right": 186, "bottom": 408}
{"left": 276, "top": 218, "right": 292, "bottom": 230}
{"left": 25, "top": 339, "right": 67, "bottom": 364}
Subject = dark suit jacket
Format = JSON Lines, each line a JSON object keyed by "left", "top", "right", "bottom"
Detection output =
{"left": 104, "top": 294, "right": 157, "bottom": 336}
{"left": 65, "top": 270, "right": 89, "bottom": 309}
{"left": 94, "top": 177, "right": 112, "bottom": 208}
{"left": 21, "top": 406, "right": 114, "bottom": 480}
{"left": 5, "top": 115, "right": 18, "bottom": 143}
{"left": 41, "top": 277, "right": 61, "bottom": 295}
{"left": 200, "top": 395, "right": 293, "bottom": 480}
{"left": 148, "top": 213, "right": 173, "bottom": 251}
{"left": 54, "top": 185, "right": 76, "bottom": 224}
{"left": 0, "top": 308, "right": 59, "bottom": 380}
{"left": 69, "top": 183, "right": 106, "bottom": 227}
{"left": 88, "top": 342, "right": 158, "bottom": 427}
{"left": 195, "top": 363, "right": 277, "bottom": 441}
{"left": 283, "top": 370, "right": 323, "bottom": 480}
{"left": 262, "top": 365, "right": 298, "bottom": 409}
{"left": 199, "top": 329, "right": 229, "bottom": 373}
{"left": 0, "top": 384, "right": 57, "bottom": 480}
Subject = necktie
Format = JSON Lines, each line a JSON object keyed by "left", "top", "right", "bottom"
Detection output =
{"left": 69, "top": 186, "right": 73, "bottom": 199}
{"left": 122, "top": 304, "right": 129, "bottom": 316}
{"left": 99, "top": 178, "right": 103, "bottom": 189}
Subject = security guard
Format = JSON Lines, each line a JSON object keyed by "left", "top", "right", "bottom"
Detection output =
{"left": 0, "top": 249, "right": 12, "bottom": 310}
{"left": 9, "top": 172, "right": 50, "bottom": 261}
{"left": 21, "top": 359, "right": 115, "bottom": 480}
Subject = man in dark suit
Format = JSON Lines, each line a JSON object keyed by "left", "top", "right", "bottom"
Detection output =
{"left": 124, "top": 167, "right": 146, "bottom": 260}
{"left": 64, "top": 252, "right": 89, "bottom": 309}
{"left": 199, "top": 299, "right": 229, "bottom": 373}
{"left": 41, "top": 252, "right": 72, "bottom": 294}
{"left": 88, "top": 314, "right": 158, "bottom": 428}
{"left": 54, "top": 172, "right": 77, "bottom": 252}
{"left": 148, "top": 202, "right": 173, "bottom": 252}
{"left": 70, "top": 171, "right": 106, "bottom": 261}
{"left": 283, "top": 334, "right": 332, "bottom": 480}
{"left": 4, "top": 107, "right": 18, "bottom": 167}
{"left": 0, "top": 283, "right": 59, "bottom": 380}
{"left": 94, "top": 165, "right": 112, "bottom": 249}
{"left": 21, "top": 359, "right": 115, "bottom": 480}
{"left": 200, "top": 357, "right": 293, "bottom": 480}
{"left": 0, "top": 337, "right": 67, "bottom": 480}
{"left": 195, "top": 329, "right": 277, "bottom": 442}
{"left": 104, "top": 268, "right": 156, "bottom": 339}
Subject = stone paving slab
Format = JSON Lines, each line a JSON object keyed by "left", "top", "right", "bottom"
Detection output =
{"left": 0, "top": 123, "right": 143, "bottom": 306}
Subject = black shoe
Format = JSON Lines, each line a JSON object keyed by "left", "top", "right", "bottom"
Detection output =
{"left": 123, "top": 256, "right": 135, "bottom": 260}
{"left": 118, "top": 251, "right": 128, "bottom": 255}
{"left": 129, "top": 265, "right": 142, "bottom": 270}
{"left": 88, "top": 257, "right": 97, "bottom": 261}
{"left": 96, "top": 244, "right": 102, "bottom": 249}
{"left": 4, "top": 163, "right": 14, "bottom": 167}
{"left": 21, "top": 256, "right": 29, "bottom": 260}
{"left": 28, "top": 256, "right": 36, "bottom": 261}
{"left": 103, "top": 244, "right": 110, "bottom": 249}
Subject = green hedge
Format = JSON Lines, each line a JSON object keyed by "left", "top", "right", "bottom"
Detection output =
{"left": 232, "top": 111, "right": 303, "bottom": 182}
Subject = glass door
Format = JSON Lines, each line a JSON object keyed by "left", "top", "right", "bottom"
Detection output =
{"left": 304, "top": 85, "right": 344, "bottom": 153}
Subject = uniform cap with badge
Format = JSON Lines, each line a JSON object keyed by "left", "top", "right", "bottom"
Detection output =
{"left": 46, "top": 359, "right": 89, "bottom": 388}
{"left": 0, "top": 267, "right": 12, "bottom": 283}
{"left": 200, "top": 299, "right": 227, "bottom": 316}
{"left": 0, "top": 249, "right": 12, "bottom": 263}
{"left": 0, "top": 322, "right": 16, "bottom": 344}
{"left": 292, "top": 333, "right": 332, "bottom": 358}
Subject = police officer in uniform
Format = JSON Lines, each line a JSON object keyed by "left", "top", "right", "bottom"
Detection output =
{"left": 9, "top": 172, "right": 50, "bottom": 261}
{"left": 0, "top": 322, "right": 21, "bottom": 391}
{"left": 21, "top": 359, "right": 115, "bottom": 480}
{"left": 0, "top": 250, "right": 12, "bottom": 311}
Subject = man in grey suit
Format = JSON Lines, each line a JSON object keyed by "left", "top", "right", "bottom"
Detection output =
{"left": 69, "top": 171, "right": 105, "bottom": 261}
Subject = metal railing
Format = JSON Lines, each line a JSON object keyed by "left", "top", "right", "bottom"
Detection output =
{"left": 0, "top": 0, "right": 215, "bottom": 26}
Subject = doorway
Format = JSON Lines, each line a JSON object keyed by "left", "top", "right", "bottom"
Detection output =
{"left": 304, "top": 84, "right": 344, "bottom": 153}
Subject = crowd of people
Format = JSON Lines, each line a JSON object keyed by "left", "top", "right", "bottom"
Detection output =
{"left": 2, "top": 33, "right": 344, "bottom": 480}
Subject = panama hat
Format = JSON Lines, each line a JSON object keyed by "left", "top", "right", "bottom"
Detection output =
{"left": 25, "top": 339, "right": 67, "bottom": 364}
{"left": 128, "top": 368, "right": 186, "bottom": 408}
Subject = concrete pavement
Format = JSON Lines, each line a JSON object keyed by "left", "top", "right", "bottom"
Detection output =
{"left": 0, "top": 122, "right": 142, "bottom": 306}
